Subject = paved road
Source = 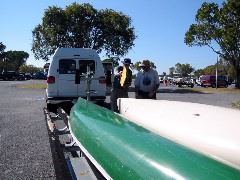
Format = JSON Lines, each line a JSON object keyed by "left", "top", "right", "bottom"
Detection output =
{"left": 0, "top": 80, "right": 55, "bottom": 179}
{"left": 156, "top": 85, "right": 239, "bottom": 108}
{"left": 0, "top": 80, "right": 239, "bottom": 179}
{"left": 107, "top": 85, "right": 239, "bottom": 109}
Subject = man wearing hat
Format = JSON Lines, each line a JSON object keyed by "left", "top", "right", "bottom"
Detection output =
{"left": 110, "top": 58, "right": 132, "bottom": 112}
{"left": 120, "top": 58, "right": 133, "bottom": 92}
{"left": 134, "top": 60, "right": 160, "bottom": 99}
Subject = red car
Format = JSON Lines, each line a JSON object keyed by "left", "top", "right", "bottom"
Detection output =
{"left": 200, "top": 75, "right": 228, "bottom": 88}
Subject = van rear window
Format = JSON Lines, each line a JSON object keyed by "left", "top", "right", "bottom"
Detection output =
{"left": 59, "top": 59, "right": 76, "bottom": 74}
{"left": 79, "top": 60, "right": 95, "bottom": 75}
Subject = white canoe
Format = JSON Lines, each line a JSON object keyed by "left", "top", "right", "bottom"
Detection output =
{"left": 117, "top": 98, "right": 240, "bottom": 170}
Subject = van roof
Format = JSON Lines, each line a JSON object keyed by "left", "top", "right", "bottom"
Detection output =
{"left": 53, "top": 48, "right": 98, "bottom": 58}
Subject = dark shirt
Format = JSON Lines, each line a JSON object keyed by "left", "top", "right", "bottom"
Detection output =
{"left": 124, "top": 69, "right": 132, "bottom": 87}
{"left": 113, "top": 74, "right": 121, "bottom": 89}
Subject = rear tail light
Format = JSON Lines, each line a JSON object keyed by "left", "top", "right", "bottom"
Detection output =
{"left": 99, "top": 76, "right": 106, "bottom": 84}
{"left": 47, "top": 76, "right": 55, "bottom": 84}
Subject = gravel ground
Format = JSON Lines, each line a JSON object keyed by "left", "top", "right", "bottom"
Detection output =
{"left": 0, "top": 80, "right": 55, "bottom": 180}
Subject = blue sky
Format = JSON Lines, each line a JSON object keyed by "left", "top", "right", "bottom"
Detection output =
{"left": 0, "top": 0, "right": 223, "bottom": 74}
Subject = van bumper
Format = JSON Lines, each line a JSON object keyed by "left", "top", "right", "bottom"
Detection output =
{"left": 46, "top": 96, "right": 106, "bottom": 104}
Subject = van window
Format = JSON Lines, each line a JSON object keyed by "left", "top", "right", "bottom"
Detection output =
{"left": 79, "top": 60, "right": 95, "bottom": 75}
{"left": 59, "top": 59, "right": 76, "bottom": 74}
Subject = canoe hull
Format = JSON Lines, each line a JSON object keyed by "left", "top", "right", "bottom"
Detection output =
{"left": 69, "top": 98, "right": 240, "bottom": 179}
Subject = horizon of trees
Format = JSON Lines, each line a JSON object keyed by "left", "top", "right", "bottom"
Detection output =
{"left": 0, "top": 42, "right": 44, "bottom": 73}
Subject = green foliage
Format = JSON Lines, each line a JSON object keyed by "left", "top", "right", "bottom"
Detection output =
{"left": 174, "top": 63, "right": 194, "bottom": 77}
{"left": 102, "top": 57, "right": 119, "bottom": 67}
{"left": 19, "top": 64, "right": 43, "bottom": 73}
{"left": 32, "top": 3, "right": 136, "bottom": 61}
{"left": 194, "top": 69, "right": 205, "bottom": 77}
{"left": 0, "top": 42, "right": 6, "bottom": 55}
{"left": 232, "top": 100, "right": 240, "bottom": 109}
{"left": 0, "top": 51, "right": 29, "bottom": 72}
{"left": 194, "top": 58, "right": 235, "bottom": 82}
{"left": 169, "top": 67, "right": 175, "bottom": 76}
{"left": 132, "top": 60, "right": 156, "bottom": 71}
{"left": 132, "top": 61, "right": 141, "bottom": 71}
{"left": 185, "top": 0, "right": 240, "bottom": 87}
{"left": 202, "top": 65, "right": 216, "bottom": 75}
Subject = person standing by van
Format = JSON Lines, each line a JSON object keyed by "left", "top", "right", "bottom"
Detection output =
{"left": 110, "top": 58, "right": 132, "bottom": 112}
{"left": 135, "top": 60, "right": 160, "bottom": 99}
{"left": 110, "top": 66, "right": 123, "bottom": 112}
{"left": 119, "top": 58, "right": 133, "bottom": 97}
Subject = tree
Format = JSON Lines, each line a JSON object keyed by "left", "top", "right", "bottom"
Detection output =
{"left": 4, "top": 51, "right": 29, "bottom": 71}
{"left": 102, "top": 57, "right": 119, "bottom": 67}
{"left": 32, "top": 3, "right": 136, "bottom": 61}
{"left": 132, "top": 60, "right": 156, "bottom": 71}
{"left": 174, "top": 63, "right": 194, "bottom": 77}
{"left": 185, "top": 0, "right": 240, "bottom": 88}
{"left": 0, "top": 42, "right": 6, "bottom": 72}
{"left": 203, "top": 65, "right": 216, "bottom": 75}
{"left": 132, "top": 61, "right": 142, "bottom": 71}
{"left": 195, "top": 57, "right": 235, "bottom": 81}
{"left": 0, "top": 42, "right": 6, "bottom": 55}
{"left": 194, "top": 69, "right": 204, "bottom": 77}
{"left": 19, "top": 64, "right": 43, "bottom": 73}
{"left": 169, "top": 67, "right": 175, "bottom": 76}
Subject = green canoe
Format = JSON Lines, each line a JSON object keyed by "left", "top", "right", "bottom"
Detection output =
{"left": 69, "top": 98, "right": 240, "bottom": 179}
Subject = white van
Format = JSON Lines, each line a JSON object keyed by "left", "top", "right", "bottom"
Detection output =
{"left": 46, "top": 48, "right": 106, "bottom": 107}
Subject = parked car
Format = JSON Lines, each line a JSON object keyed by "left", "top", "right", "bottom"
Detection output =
{"left": 158, "top": 75, "right": 164, "bottom": 83}
{"left": 46, "top": 48, "right": 107, "bottom": 109}
{"left": 32, "top": 72, "right": 47, "bottom": 80}
{"left": 17, "top": 73, "right": 26, "bottom": 81}
{"left": 199, "top": 75, "right": 228, "bottom": 88}
{"left": 175, "top": 77, "right": 194, "bottom": 88}
{"left": 24, "top": 73, "right": 32, "bottom": 80}
{"left": 1, "top": 71, "right": 18, "bottom": 81}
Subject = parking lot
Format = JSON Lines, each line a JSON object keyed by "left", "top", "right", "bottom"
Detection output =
{"left": 0, "top": 80, "right": 239, "bottom": 179}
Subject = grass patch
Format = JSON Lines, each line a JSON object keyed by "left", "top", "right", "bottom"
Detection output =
{"left": 16, "top": 84, "right": 47, "bottom": 89}
{"left": 190, "top": 87, "right": 240, "bottom": 94}
{"left": 232, "top": 100, "right": 240, "bottom": 109}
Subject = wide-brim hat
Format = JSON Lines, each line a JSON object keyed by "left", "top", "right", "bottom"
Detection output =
{"left": 139, "top": 60, "right": 151, "bottom": 67}
{"left": 122, "top": 58, "right": 133, "bottom": 65}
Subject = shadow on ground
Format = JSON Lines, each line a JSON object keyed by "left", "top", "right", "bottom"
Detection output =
{"left": 128, "top": 87, "right": 209, "bottom": 94}
{"left": 157, "top": 88, "right": 209, "bottom": 94}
